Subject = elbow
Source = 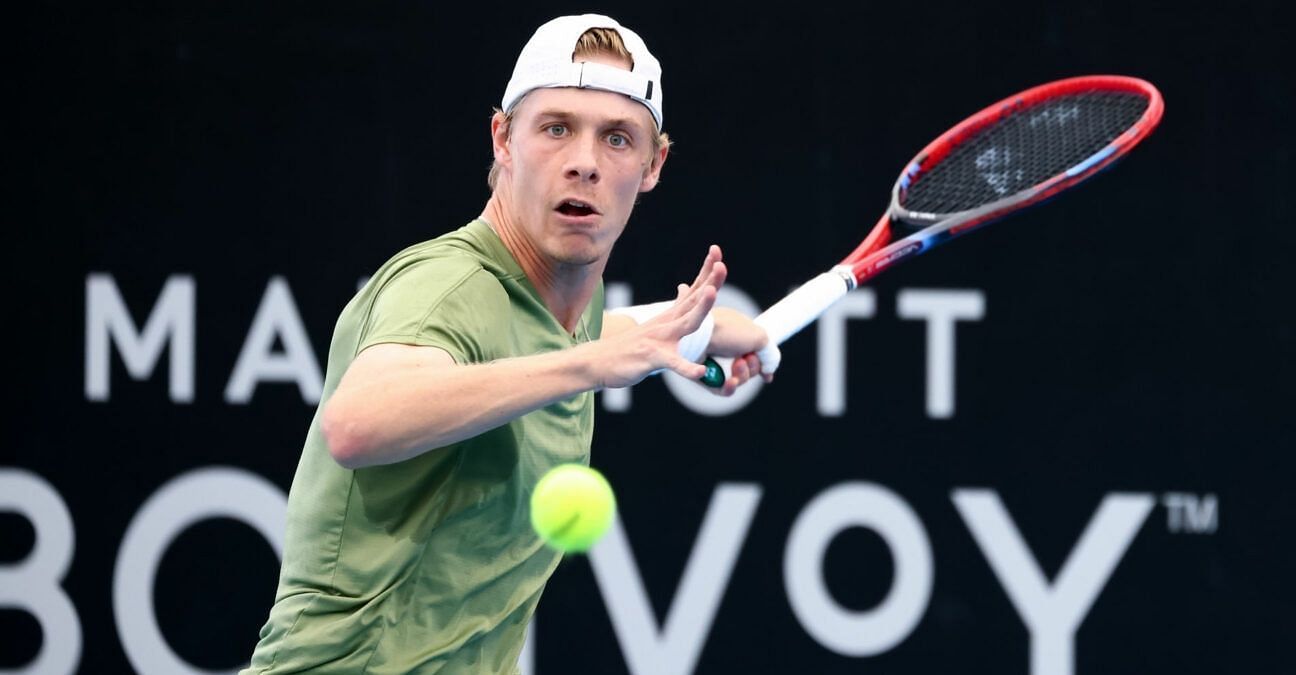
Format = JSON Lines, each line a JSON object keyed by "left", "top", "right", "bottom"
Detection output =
{"left": 321, "top": 401, "right": 370, "bottom": 470}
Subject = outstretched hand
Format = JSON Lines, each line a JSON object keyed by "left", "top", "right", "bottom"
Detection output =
{"left": 594, "top": 245, "right": 727, "bottom": 389}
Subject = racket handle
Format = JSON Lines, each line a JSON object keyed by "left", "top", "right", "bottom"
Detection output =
{"left": 699, "top": 267, "right": 854, "bottom": 388}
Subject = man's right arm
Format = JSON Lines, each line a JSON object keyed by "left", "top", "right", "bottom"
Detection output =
{"left": 322, "top": 342, "right": 600, "bottom": 468}
{"left": 321, "top": 246, "right": 728, "bottom": 469}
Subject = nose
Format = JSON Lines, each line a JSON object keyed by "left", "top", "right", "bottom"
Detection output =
{"left": 563, "top": 135, "right": 600, "bottom": 184}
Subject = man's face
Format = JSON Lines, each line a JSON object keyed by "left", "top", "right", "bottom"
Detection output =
{"left": 492, "top": 59, "right": 665, "bottom": 269}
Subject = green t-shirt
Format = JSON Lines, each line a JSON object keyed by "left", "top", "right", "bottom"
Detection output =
{"left": 243, "top": 219, "right": 603, "bottom": 674}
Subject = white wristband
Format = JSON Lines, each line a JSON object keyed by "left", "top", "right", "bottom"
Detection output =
{"left": 609, "top": 301, "right": 715, "bottom": 363}
{"left": 607, "top": 300, "right": 674, "bottom": 325}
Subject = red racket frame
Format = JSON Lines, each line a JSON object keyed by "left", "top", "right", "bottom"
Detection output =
{"left": 843, "top": 75, "right": 1165, "bottom": 284}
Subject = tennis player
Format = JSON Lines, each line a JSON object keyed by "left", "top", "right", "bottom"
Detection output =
{"left": 242, "top": 14, "right": 772, "bottom": 674}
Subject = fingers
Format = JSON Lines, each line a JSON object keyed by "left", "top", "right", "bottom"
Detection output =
{"left": 708, "top": 260, "right": 728, "bottom": 291}
{"left": 711, "top": 352, "right": 764, "bottom": 396}
{"left": 664, "top": 353, "right": 709, "bottom": 381}
{"left": 683, "top": 260, "right": 726, "bottom": 304}
{"left": 688, "top": 245, "right": 723, "bottom": 292}
{"left": 721, "top": 355, "right": 748, "bottom": 396}
{"left": 668, "top": 269, "right": 721, "bottom": 336}
{"left": 731, "top": 354, "right": 752, "bottom": 382}
{"left": 681, "top": 284, "right": 718, "bottom": 334}
{"left": 664, "top": 247, "right": 727, "bottom": 330}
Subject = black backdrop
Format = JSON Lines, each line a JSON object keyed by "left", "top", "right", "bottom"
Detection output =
{"left": 7, "top": 1, "right": 1295, "bottom": 673}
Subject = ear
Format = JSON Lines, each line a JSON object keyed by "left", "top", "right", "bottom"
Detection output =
{"left": 491, "top": 111, "right": 513, "bottom": 170}
{"left": 638, "top": 141, "right": 669, "bottom": 193}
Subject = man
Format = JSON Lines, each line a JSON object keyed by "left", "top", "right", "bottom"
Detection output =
{"left": 242, "top": 14, "right": 773, "bottom": 674}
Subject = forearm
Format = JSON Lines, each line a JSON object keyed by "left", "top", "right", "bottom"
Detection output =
{"left": 706, "top": 307, "right": 766, "bottom": 355}
{"left": 323, "top": 346, "right": 600, "bottom": 469}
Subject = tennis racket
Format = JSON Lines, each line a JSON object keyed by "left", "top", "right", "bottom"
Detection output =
{"left": 699, "top": 74, "right": 1164, "bottom": 388}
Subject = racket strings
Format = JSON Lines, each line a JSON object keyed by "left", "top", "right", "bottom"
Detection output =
{"left": 899, "top": 91, "right": 1148, "bottom": 216}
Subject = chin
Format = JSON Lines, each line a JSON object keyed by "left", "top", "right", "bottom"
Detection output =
{"left": 551, "top": 249, "right": 602, "bottom": 267}
{"left": 545, "top": 234, "right": 609, "bottom": 267}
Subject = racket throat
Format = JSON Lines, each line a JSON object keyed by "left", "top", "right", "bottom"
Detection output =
{"left": 832, "top": 264, "right": 859, "bottom": 291}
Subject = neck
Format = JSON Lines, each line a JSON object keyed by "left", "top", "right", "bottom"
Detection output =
{"left": 481, "top": 187, "right": 603, "bottom": 333}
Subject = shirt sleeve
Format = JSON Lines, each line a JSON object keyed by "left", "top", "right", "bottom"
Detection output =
{"left": 357, "top": 258, "right": 511, "bottom": 365}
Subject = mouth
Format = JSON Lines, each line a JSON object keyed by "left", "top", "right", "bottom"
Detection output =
{"left": 554, "top": 199, "right": 600, "bottom": 219}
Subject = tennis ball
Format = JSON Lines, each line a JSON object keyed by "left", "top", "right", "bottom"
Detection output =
{"left": 530, "top": 464, "right": 617, "bottom": 553}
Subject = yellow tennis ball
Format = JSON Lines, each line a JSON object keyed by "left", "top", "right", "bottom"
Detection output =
{"left": 530, "top": 464, "right": 617, "bottom": 553}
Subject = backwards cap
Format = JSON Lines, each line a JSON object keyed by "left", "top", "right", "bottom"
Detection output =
{"left": 501, "top": 14, "right": 664, "bottom": 130}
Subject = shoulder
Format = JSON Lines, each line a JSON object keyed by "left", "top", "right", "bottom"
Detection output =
{"left": 368, "top": 253, "right": 510, "bottom": 335}
{"left": 378, "top": 254, "right": 506, "bottom": 309}
{"left": 349, "top": 225, "right": 516, "bottom": 362}
{"left": 369, "top": 228, "right": 512, "bottom": 316}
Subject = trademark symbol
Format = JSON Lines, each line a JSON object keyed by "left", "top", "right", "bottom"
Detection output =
{"left": 1161, "top": 493, "right": 1218, "bottom": 534}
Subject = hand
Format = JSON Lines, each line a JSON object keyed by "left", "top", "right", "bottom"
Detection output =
{"left": 705, "top": 307, "right": 774, "bottom": 396}
{"left": 593, "top": 246, "right": 727, "bottom": 389}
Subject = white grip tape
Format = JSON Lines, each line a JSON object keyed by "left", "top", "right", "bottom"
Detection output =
{"left": 755, "top": 342, "right": 781, "bottom": 375}
{"left": 755, "top": 269, "right": 853, "bottom": 344}
{"left": 711, "top": 268, "right": 851, "bottom": 383}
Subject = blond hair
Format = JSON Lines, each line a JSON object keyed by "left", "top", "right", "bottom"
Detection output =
{"left": 488, "top": 27, "right": 671, "bottom": 190}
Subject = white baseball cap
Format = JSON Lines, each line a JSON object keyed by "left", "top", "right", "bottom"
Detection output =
{"left": 501, "top": 14, "right": 664, "bottom": 130}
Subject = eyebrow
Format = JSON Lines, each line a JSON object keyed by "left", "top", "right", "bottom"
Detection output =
{"left": 533, "top": 109, "right": 575, "bottom": 121}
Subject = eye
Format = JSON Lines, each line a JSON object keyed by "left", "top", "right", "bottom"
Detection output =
{"left": 545, "top": 124, "right": 567, "bottom": 138}
{"left": 607, "top": 132, "right": 630, "bottom": 148}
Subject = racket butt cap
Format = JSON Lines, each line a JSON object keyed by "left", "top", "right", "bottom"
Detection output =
{"left": 700, "top": 358, "right": 726, "bottom": 388}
